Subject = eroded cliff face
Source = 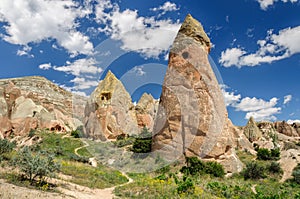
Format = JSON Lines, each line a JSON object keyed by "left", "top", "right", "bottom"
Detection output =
{"left": 0, "top": 76, "right": 86, "bottom": 138}
{"left": 84, "top": 71, "right": 139, "bottom": 140}
{"left": 152, "top": 14, "right": 251, "bottom": 173}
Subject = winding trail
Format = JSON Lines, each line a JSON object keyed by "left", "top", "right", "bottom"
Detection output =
{"left": 251, "top": 184, "right": 257, "bottom": 195}
{"left": 70, "top": 138, "right": 134, "bottom": 199}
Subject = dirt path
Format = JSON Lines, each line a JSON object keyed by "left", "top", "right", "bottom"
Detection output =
{"left": 74, "top": 139, "right": 89, "bottom": 157}
{"left": 251, "top": 184, "right": 257, "bottom": 195}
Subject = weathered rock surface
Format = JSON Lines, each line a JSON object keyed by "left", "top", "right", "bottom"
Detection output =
{"left": 0, "top": 76, "right": 86, "bottom": 137}
{"left": 152, "top": 14, "right": 251, "bottom": 173}
{"left": 274, "top": 121, "right": 300, "bottom": 137}
{"left": 135, "top": 93, "right": 158, "bottom": 131}
{"left": 84, "top": 71, "right": 139, "bottom": 140}
{"left": 243, "top": 117, "right": 262, "bottom": 142}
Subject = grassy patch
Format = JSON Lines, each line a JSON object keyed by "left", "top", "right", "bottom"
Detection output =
{"left": 60, "top": 160, "right": 128, "bottom": 189}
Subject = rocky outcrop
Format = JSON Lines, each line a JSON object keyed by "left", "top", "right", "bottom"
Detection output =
{"left": 84, "top": 71, "right": 139, "bottom": 141}
{"left": 0, "top": 76, "right": 86, "bottom": 137}
{"left": 243, "top": 117, "right": 262, "bottom": 142}
{"left": 274, "top": 121, "right": 300, "bottom": 137}
{"left": 135, "top": 93, "right": 158, "bottom": 131}
{"left": 152, "top": 14, "right": 251, "bottom": 173}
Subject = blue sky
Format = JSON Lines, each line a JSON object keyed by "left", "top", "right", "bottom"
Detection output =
{"left": 0, "top": 0, "right": 299, "bottom": 126}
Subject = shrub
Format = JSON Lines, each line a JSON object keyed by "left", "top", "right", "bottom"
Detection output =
{"left": 292, "top": 165, "right": 300, "bottom": 184}
{"left": 13, "top": 147, "right": 60, "bottom": 184}
{"left": 181, "top": 157, "right": 225, "bottom": 177}
{"left": 257, "top": 148, "right": 280, "bottom": 160}
{"left": 243, "top": 161, "right": 266, "bottom": 180}
{"left": 257, "top": 148, "right": 271, "bottom": 160}
{"left": 131, "top": 127, "right": 152, "bottom": 154}
{"left": 267, "top": 161, "right": 282, "bottom": 174}
{"left": 68, "top": 153, "right": 89, "bottom": 163}
{"left": 0, "top": 139, "right": 16, "bottom": 155}
{"left": 28, "top": 129, "right": 36, "bottom": 138}
{"left": 176, "top": 176, "right": 195, "bottom": 194}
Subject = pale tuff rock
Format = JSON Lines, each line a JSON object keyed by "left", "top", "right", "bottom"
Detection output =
{"left": 0, "top": 76, "right": 86, "bottom": 137}
{"left": 84, "top": 71, "right": 139, "bottom": 140}
{"left": 152, "top": 14, "right": 251, "bottom": 173}
{"left": 243, "top": 116, "right": 262, "bottom": 142}
{"left": 135, "top": 93, "right": 158, "bottom": 131}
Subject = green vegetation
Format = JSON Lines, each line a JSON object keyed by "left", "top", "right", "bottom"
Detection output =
{"left": 257, "top": 147, "right": 280, "bottom": 160}
{"left": 180, "top": 157, "right": 225, "bottom": 178}
{"left": 0, "top": 138, "right": 16, "bottom": 162}
{"left": 71, "top": 126, "right": 84, "bottom": 138}
{"left": 293, "top": 164, "right": 300, "bottom": 184}
{"left": 12, "top": 147, "right": 60, "bottom": 184}
{"left": 61, "top": 160, "right": 128, "bottom": 189}
{"left": 131, "top": 127, "right": 152, "bottom": 154}
{"left": 242, "top": 161, "right": 266, "bottom": 180}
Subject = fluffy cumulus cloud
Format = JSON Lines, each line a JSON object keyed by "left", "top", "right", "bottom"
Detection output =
{"left": 39, "top": 63, "right": 52, "bottom": 70}
{"left": 256, "top": 0, "right": 299, "bottom": 10}
{"left": 0, "top": 0, "right": 93, "bottom": 56}
{"left": 221, "top": 85, "right": 281, "bottom": 121}
{"left": 220, "top": 26, "right": 300, "bottom": 67}
{"left": 53, "top": 58, "right": 102, "bottom": 77}
{"left": 287, "top": 119, "right": 300, "bottom": 124}
{"left": 283, "top": 95, "right": 292, "bottom": 104}
{"left": 94, "top": 0, "right": 181, "bottom": 58}
{"left": 151, "top": 1, "right": 179, "bottom": 16}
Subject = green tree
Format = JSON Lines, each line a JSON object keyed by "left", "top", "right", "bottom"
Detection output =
{"left": 131, "top": 127, "right": 152, "bottom": 154}
{"left": 13, "top": 147, "right": 60, "bottom": 184}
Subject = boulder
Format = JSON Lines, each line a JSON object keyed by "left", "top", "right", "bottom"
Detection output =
{"left": 152, "top": 14, "right": 251, "bottom": 173}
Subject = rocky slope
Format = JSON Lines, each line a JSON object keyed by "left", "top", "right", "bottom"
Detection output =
{"left": 0, "top": 76, "right": 86, "bottom": 138}
{"left": 152, "top": 14, "right": 252, "bottom": 173}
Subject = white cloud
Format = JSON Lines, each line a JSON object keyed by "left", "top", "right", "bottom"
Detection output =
{"left": 95, "top": 1, "right": 181, "bottom": 58}
{"left": 39, "top": 63, "right": 52, "bottom": 70}
{"left": 221, "top": 85, "right": 281, "bottom": 121}
{"left": 16, "top": 45, "right": 33, "bottom": 57}
{"left": 132, "top": 66, "right": 146, "bottom": 76}
{"left": 256, "top": 0, "right": 299, "bottom": 10}
{"left": 70, "top": 77, "right": 99, "bottom": 90}
{"left": 220, "top": 25, "right": 300, "bottom": 67}
{"left": 151, "top": 1, "right": 179, "bottom": 16}
{"left": 0, "top": 0, "right": 93, "bottom": 56}
{"left": 235, "top": 97, "right": 279, "bottom": 112}
{"left": 284, "top": 95, "right": 292, "bottom": 104}
{"left": 287, "top": 119, "right": 300, "bottom": 124}
{"left": 53, "top": 58, "right": 102, "bottom": 76}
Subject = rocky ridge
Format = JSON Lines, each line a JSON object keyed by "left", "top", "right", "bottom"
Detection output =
{"left": 0, "top": 76, "right": 86, "bottom": 138}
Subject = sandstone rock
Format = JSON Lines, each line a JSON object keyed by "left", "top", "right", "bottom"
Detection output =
{"left": 275, "top": 121, "right": 298, "bottom": 137}
{"left": 152, "top": 14, "right": 251, "bottom": 173}
{"left": 0, "top": 116, "right": 12, "bottom": 138}
{"left": 84, "top": 71, "right": 139, "bottom": 140}
{"left": 135, "top": 93, "right": 158, "bottom": 131}
{"left": 243, "top": 117, "right": 262, "bottom": 142}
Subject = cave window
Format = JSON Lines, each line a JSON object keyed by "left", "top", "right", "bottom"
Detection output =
{"left": 100, "top": 92, "right": 112, "bottom": 102}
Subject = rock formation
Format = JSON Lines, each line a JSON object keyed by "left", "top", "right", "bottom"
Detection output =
{"left": 84, "top": 71, "right": 139, "bottom": 140}
{"left": 0, "top": 76, "right": 85, "bottom": 138}
{"left": 135, "top": 93, "right": 158, "bottom": 131}
{"left": 243, "top": 117, "right": 262, "bottom": 142}
{"left": 152, "top": 14, "right": 251, "bottom": 173}
{"left": 274, "top": 121, "right": 300, "bottom": 137}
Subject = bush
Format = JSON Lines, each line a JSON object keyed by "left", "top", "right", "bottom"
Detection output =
{"left": 180, "top": 157, "right": 225, "bottom": 177}
{"left": 267, "top": 161, "right": 282, "bottom": 174}
{"left": 243, "top": 161, "right": 266, "bottom": 180}
{"left": 68, "top": 153, "right": 89, "bottom": 163}
{"left": 28, "top": 129, "right": 36, "bottom": 138}
{"left": 131, "top": 127, "right": 152, "bottom": 154}
{"left": 292, "top": 165, "right": 300, "bottom": 184}
{"left": 13, "top": 147, "right": 60, "bottom": 184}
{"left": 257, "top": 148, "right": 271, "bottom": 160}
{"left": 257, "top": 148, "right": 280, "bottom": 160}
{"left": 0, "top": 139, "right": 16, "bottom": 155}
{"left": 176, "top": 176, "right": 195, "bottom": 194}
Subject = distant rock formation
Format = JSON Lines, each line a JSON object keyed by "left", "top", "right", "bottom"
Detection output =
{"left": 274, "top": 121, "right": 300, "bottom": 137}
{"left": 243, "top": 117, "right": 262, "bottom": 142}
{"left": 152, "top": 14, "right": 252, "bottom": 173}
{"left": 0, "top": 76, "right": 85, "bottom": 138}
{"left": 84, "top": 71, "right": 139, "bottom": 141}
{"left": 135, "top": 93, "right": 159, "bottom": 131}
